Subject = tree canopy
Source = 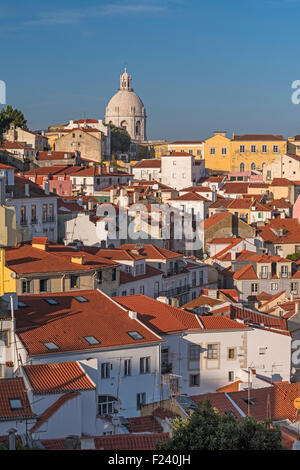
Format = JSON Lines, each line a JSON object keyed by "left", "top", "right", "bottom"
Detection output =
{"left": 157, "top": 400, "right": 284, "bottom": 451}
{"left": 108, "top": 123, "right": 131, "bottom": 154}
{"left": 0, "top": 105, "right": 27, "bottom": 143}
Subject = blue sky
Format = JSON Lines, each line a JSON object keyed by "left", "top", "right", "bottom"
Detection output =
{"left": 1, "top": 0, "right": 300, "bottom": 140}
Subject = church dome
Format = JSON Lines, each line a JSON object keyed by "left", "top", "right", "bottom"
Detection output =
{"left": 105, "top": 67, "right": 147, "bottom": 142}
{"left": 106, "top": 89, "right": 145, "bottom": 118}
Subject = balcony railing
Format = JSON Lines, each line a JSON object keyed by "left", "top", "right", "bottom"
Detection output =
{"left": 160, "top": 285, "right": 190, "bottom": 297}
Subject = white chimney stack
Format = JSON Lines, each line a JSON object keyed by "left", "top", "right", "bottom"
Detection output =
{"left": 128, "top": 310, "right": 137, "bottom": 320}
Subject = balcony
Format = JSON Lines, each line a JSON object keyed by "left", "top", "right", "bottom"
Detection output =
{"left": 160, "top": 285, "right": 190, "bottom": 298}
{"left": 31, "top": 217, "right": 38, "bottom": 225}
{"left": 44, "top": 216, "right": 56, "bottom": 223}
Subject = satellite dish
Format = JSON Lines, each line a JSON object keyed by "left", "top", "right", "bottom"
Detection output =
{"left": 10, "top": 272, "right": 16, "bottom": 279}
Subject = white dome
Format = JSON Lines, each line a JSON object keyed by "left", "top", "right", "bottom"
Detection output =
{"left": 106, "top": 90, "right": 145, "bottom": 118}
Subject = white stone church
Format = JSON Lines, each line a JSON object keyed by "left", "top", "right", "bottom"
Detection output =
{"left": 105, "top": 67, "right": 147, "bottom": 142}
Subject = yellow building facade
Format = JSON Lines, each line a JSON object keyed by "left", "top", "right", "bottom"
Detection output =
{"left": 204, "top": 132, "right": 287, "bottom": 173}
{"left": 203, "top": 132, "right": 232, "bottom": 173}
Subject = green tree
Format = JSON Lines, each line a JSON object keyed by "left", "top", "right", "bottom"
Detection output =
{"left": 157, "top": 400, "right": 284, "bottom": 450}
{"left": 0, "top": 105, "right": 27, "bottom": 143}
{"left": 108, "top": 124, "right": 131, "bottom": 154}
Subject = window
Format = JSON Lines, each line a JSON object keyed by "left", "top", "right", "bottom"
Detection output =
{"left": 261, "top": 266, "right": 268, "bottom": 279}
{"left": 243, "top": 397, "right": 256, "bottom": 406}
{"left": 0, "top": 330, "right": 9, "bottom": 347}
{"left": 251, "top": 162, "right": 256, "bottom": 171}
{"left": 124, "top": 359, "right": 132, "bottom": 376}
{"left": 130, "top": 288, "right": 135, "bottom": 295}
{"left": 49, "top": 203, "right": 54, "bottom": 221}
{"left": 127, "top": 331, "right": 144, "bottom": 340}
{"left": 139, "top": 286, "right": 144, "bottom": 294}
{"left": 273, "top": 145, "right": 279, "bottom": 153}
{"left": 22, "top": 280, "right": 31, "bottom": 294}
{"left": 98, "top": 395, "right": 118, "bottom": 415}
{"left": 221, "top": 147, "right": 227, "bottom": 155}
{"left": 40, "top": 279, "right": 49, "bottom": 293}
{"left": 189, "top": 149, "right": 193, "bottom": 155}
{"left": 112, "top": 268, "right": 117, "bottom": 281}
{"left": 239, "top": 145, "right": 245, "bottom": 153}
{"left": 44, "top": 298, "right": 58, "bottom": 305}
{"left": 240, "top": 162, "right": 245, "bottom": 172}
{"left": 189, "top": 344, "right": 200, "bottom": 363}
{"left": 42, "top": 204, "right": 47, "bottom": 222}
{"left": 9, "top": 399, "right": 23, "bottom": 411}
{"left": 43, "top": 342, "right": 59, "bottom": 350}
{"left": 291, "top": 282, "right": 298, "bottom": 293}
{"left": 281, "top": 265, "right": 288, "bottom": 277}
{"left": 189, "top": 374, "right": 200, "bottom": 387}
{"left": 70, "top": 275, "right": 79, "bottom": 289}
{"left": 84, "top": 336, "right": 100, "bottom": 345}
{"left": 74, "top": 296, "right": 88, "bottom": 303}
{"left": 197, "top": 149, "right": 201, "bottom": 156}
{"left": 228, "top": 371, "right": 234, "bottom": 382}
{"left": 140, "top": 357, "right": 150, "bottom": 374}
{"left": 271, "top": 283, "right": 278, "bottom": 291}
{"left": 101, "top": 363, "right": 111, "bottom": 379}
{"left": 210, "top": 147, "right": 216, "bottom": 155}
{"left": 31, "top": 205, "right": 37, "bottom": 223}
{"left": 262, "top": 145, "right": 268, "bottom": 153}
{"left": 251, "top": 283, "right": 258, "bottom": 293}
{"left": 161, "top": 348, "right": 170, "bottom": 373}
{"left": 251, "top": 145, "right": 256, "bottom": 153}
{"left": 266, "top": 170, "right": 272, "bottom": 179}
{"left": 137, "top": 392, "right": 146, "bottom": 410}
{"left": 228, "top": 348, "right": 236, "bottom": 360}
{"left": 20, "top": 206, "right": 26, "bottom": 224}
{"left": 207, "top": 343, "right": 219, "bottom": 360}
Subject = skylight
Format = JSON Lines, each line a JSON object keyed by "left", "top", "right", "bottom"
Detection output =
{"left": 9, "top": 398, "right": 23, "bottom": 410}
{"left": 84, "top": 336, "right": 100, "bottom": 345}
{"left": 44, "top": 298, "right": 59, "bottom": 305}
{"left": 127, "top": 331, "right": 144, "bottom": 340}
{"left": 43, "top": 342, "right": 59, "bottom": 350}
{"left": 74, "top": 296, "right": 88, "bottom": 303}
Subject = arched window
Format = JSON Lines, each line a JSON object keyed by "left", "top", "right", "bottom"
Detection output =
{"left": 135, "top": 121, "right": 141, "bottom": 136}
{"left": 251, "top": 162, "right": 256, "bottom": 171}
{"left": 120, "top": 120, "right": 128, "bottom": 131}
{"left": 240, "top": 162, "right": 245, "bottom": 172}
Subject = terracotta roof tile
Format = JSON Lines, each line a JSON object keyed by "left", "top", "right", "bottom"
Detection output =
{"left": 0, "top": 378, "right": 34, "bottom": 421}
{"left": 23, "top": 361, "right": 95, "bottom": 394}
{"left": 125, "top": 416, "right": 163, "bottom": 433}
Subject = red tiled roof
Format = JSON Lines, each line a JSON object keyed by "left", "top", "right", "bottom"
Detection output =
{"left": 120, "top": 265, "right": 163, "bottom": 284}
{"left": 16, "top": 290, "right": 162, "bottom": 356}
{"left": 0, "top": 378, "right": 34, "bottom": 421}
{"left": 270, "top": 178, "right": 293, "bottom": 187}
{"left": 180, "top": 186, "right": 212, "bottom": 193}
{"left": 233, "top": 264, "right": 258, "bottom": 280}
{"left": 191, "top": 392, "right": 242, "bottom": 418}
{"left": 118, "top": 244, "right": 182, "bottom": 260}
{"left": 125, "top": 416, "right": 163, "bottom": 433}
{"left": 199, "top": 315, "right": 247, "bottom": 330}
{"left": 222, "top": 182, "right": 250, "bottom": 194}
{"left": 23, "top": 361, "right": 95, "bottom": 394}
{"left": 230, "top": 305, "right": 288, "bottom": 331}
{"left": 169, "top": 192, "right": 209, "bottom": 202}
{"left": 134, "top": 159, "right": 161, "bottom": 168}
{"left": 204, "top": 211, "right": 229, "bottom": 229}
{"left": 232, "top": 134, "right": 285, "bottom": 141}
{"left": 94, "top": 433, "right": 169, "bottom": 450}
{"left": 74, "top": 118, "right": 98, "bottom": 124}
{"left": 5, "top": 242, "right": 117, "bottom": 274}
{"left": 216, "top": 380, "right": 243, "bottom": 392}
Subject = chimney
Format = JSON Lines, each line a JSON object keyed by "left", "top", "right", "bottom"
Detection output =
{"left": 25, "top": 183, "right": 30, "bottom": 197}
{"left": 128, "top": 310, "right": 137, "bottom": 320}
{"left": 32, "top": 237, "right": 48, "bottom": 251}
{"left": 64, "top": 435, "right": 81, "bottom": 450}
{"left": 156, "top": 296, "right": 169, "bottom": 305}
{"left": 71, "top": 255, "right": 85, "bottom": 265}
{"left": 8, "top": 428, "right": 17, "bottom": 451}
{"left": 296, "top": 302, "right": 299, "bottom": 314}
